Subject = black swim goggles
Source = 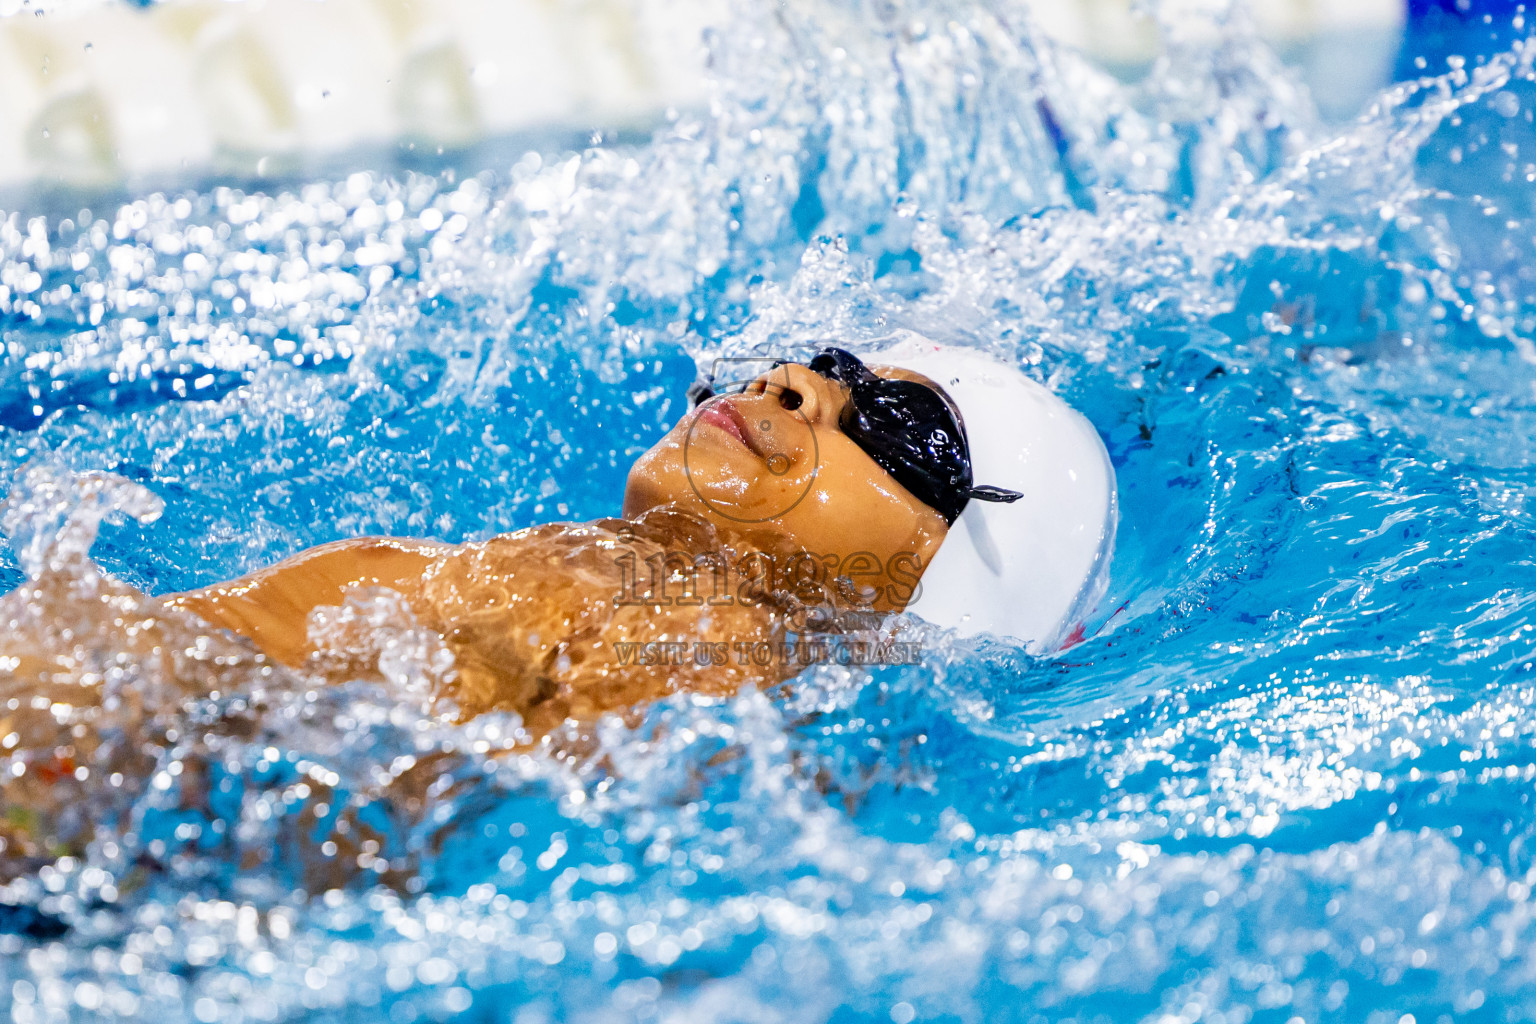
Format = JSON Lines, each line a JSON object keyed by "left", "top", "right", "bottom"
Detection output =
{"left": 688, "top": 347, "right": 1022, "bottom": 524}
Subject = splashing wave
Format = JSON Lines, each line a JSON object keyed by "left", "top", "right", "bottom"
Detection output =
{"left": 4, "top": 1, "right": 1536, "bottom": 1020}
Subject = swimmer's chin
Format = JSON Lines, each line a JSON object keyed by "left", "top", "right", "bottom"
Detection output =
{"left": 623, "top": 443, "right": 755, "bottom": 520}
{"left": 686, "top": 429, "right": 764, "bottom": 473}
{"left": 621, "top": 472, "right": 754, "bottom": 523}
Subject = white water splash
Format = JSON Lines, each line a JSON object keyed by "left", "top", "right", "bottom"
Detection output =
{"left": 1, "top": 465, "right": 163, "bottom": 578}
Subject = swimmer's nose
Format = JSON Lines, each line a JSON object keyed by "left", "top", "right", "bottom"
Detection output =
{"left": 743, "top": 362, "right": 840, "bottom": 424}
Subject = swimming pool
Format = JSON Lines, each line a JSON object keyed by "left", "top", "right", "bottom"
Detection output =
{"left": 4, "top": 0, "right": 1536, "bottom": 1021}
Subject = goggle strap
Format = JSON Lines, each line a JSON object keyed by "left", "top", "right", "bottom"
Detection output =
{"left": 965, "top": 484, "right": 1023, "bottom": 504}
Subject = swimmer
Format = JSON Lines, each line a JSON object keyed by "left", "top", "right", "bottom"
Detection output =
{"left": 0, "top": 334, "right": 1115, "bottom": 876}
{"left": 156, "top": 334, "right": 1115, "bottom": 730}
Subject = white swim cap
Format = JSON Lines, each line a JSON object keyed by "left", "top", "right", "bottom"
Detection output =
{"left": 870, "top": 332, "right": 1118, "bottom": 651}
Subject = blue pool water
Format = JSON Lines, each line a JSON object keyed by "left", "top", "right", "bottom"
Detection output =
{"left": 6, "top": 1, "right": 1536, "bottom": 1021}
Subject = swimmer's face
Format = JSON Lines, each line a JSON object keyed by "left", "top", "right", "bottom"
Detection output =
{"left": 623, "top": 361, "right": 950, "bottom": 612}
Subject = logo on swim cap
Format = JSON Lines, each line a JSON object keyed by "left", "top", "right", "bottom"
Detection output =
{"left": 682, "top": 354, "right": 822, "bottom": 524}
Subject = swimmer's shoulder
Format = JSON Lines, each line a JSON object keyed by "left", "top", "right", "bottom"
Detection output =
{"left": 164, "top": 536, "right": 455, "bottom": 665}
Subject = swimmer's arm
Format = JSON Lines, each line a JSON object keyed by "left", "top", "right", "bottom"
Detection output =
{"left": 163, "top": 537, "right": 449, "bottom": 666}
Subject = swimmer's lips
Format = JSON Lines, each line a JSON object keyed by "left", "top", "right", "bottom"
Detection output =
{"left": 691, "top": 398, "right": 810, "bottom": 489}
{"left": 694, "top": 401, "right": 767, "bottom": 459}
